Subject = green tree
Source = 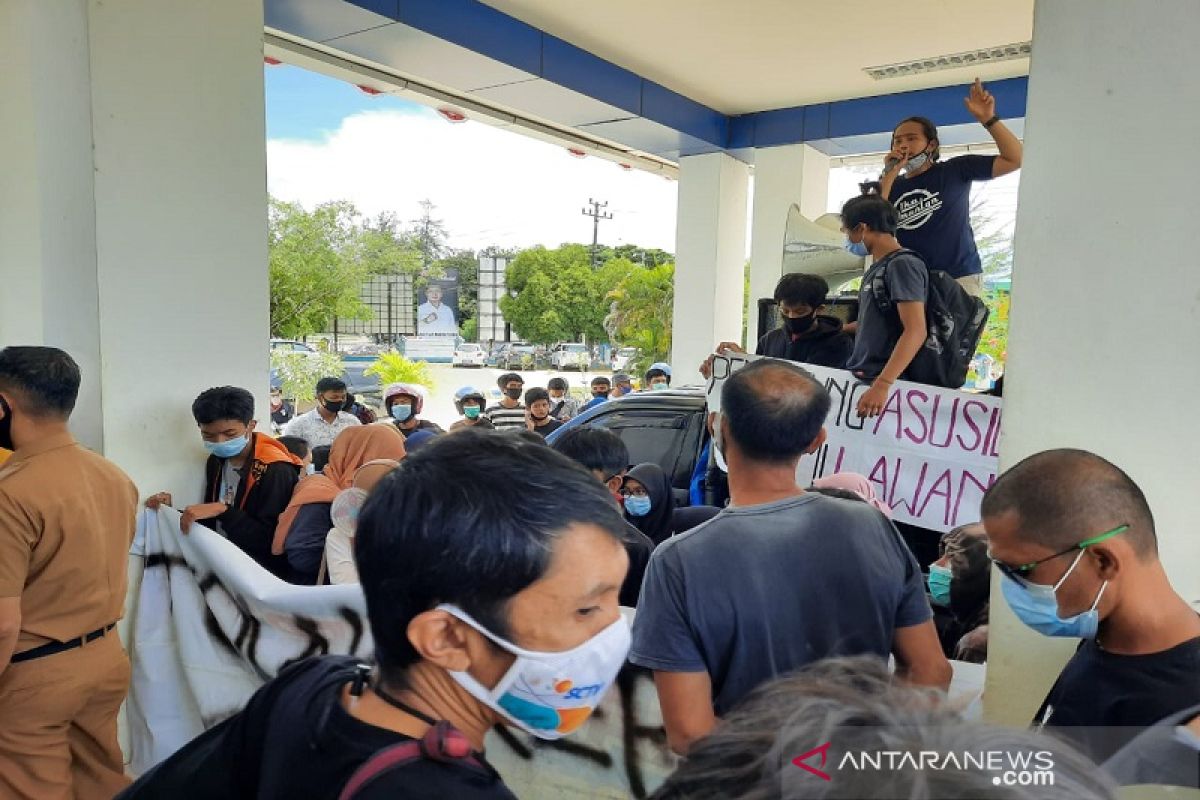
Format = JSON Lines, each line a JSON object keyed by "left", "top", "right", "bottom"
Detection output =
{"left": 605, "top": 263, "right": 674, "bottom": 373}
{"left": 271, "top": 350, "right": 345, "bottom": 402}
{"left": 434, "top": 249, "right": 479, "bottom": 338}
{"left": 269, "top": 198, "right": 372, "bottom": 338}
{"left": 358, "top": 212, "right": 424, "bottom": 276}
{"left": 411, "top": 199, "right": 449, "bottom": 270}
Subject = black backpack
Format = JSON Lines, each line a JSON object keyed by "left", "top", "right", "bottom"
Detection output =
{"left": 868, "top": 249, "right": 989, "bottom": 389}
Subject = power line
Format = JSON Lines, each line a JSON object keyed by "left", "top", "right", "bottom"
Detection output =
{"left": 581, "top": 198, "right": 613, "bottom": 268}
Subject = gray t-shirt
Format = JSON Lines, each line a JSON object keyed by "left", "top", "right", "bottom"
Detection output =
{"left": 845, "top": 250, "right": 928, "bottom": 379}
{"left": 629, "top": 493, "right": 931, "bottom": 715}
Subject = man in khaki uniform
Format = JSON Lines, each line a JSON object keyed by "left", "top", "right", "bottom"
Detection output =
{"left": 0, "top": 347, "right": 138, "bottom": 799}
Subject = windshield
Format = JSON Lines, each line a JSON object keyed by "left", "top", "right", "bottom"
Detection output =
{"left": 618, "top": 348, "right": 636, "bottom": 356}
{"left": 565, "top": 344, "right": 586, "bottom": 352}
{"left": 459, "top": 344, "right": 481, "bottom": 352}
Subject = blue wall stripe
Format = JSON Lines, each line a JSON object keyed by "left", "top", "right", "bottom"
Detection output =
{"left": 343, "top": 0, "right": 1026, "bottom": 157}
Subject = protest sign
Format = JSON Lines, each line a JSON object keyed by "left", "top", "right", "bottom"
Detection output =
{"left": 706, "top": 354, "right": 1002, "bottom": 532}
{"left": 124, "top": 509, "right": 676, "bottom": 798}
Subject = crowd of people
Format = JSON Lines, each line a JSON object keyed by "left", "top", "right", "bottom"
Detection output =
{"left": 2, "top": 83, "right": 1198, "bottom": 799}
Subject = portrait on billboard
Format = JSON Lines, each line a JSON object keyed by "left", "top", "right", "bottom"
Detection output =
{"left": 417, "top": 280, "right": 459, "bottom": 335}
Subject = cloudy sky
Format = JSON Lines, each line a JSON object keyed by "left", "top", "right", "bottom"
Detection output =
{"left": 265, "top": 65, "right": 1018, "bottom": 255}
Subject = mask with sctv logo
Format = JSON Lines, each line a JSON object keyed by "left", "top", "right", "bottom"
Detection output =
{"left": 439, "top": 604, "right": 631, "bottom": 740}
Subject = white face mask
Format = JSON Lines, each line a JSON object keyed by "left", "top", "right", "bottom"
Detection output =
{"left": 331, "top": 487, "right": 368, "bottom": 536}
{"left": 439, "top": 604, "right": 631, "bottom": 740}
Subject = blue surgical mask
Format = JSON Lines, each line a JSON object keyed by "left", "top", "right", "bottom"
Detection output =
{"left": 624, "top": 495, "right": 652, "bottom": 517}
{"left": 927, "top": 564, "right": 952, "bottom": 607}
{"left": 844, "top": 237, "right": 870, "bottom": 258}
{"left": 650, "top": 382, "right": 668, "bottom": 391}
{"left": 204, "top": 435, "right": 249, "bottom": 459}
{"left": 1000, "top": 550, "right": 1108, "bottom": 639}
{"left": 390, "top": 404, "right": 413, "bottom": 422}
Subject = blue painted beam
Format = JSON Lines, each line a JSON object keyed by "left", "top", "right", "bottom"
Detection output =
{"left": 339, "top": 0, "right": 1026, "bottom": 160}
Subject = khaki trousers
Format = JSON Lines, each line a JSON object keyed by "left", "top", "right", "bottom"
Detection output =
{"left": 0, "top": 630, "right": 131, "bottom": 800}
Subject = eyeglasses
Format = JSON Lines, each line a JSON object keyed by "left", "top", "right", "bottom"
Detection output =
{"left": 988, "top": 524, "right": 1129, "bottom": 582}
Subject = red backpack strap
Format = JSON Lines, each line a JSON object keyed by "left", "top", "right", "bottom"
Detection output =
{"left": 338, "top": 721, "right": 489, "bottom": 800}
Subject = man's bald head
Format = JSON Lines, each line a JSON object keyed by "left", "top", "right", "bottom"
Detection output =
{"left": 721, "top": 359, "right": 830, "bottom": 463}
{"left": 981, "top": 449, "right": 1157, "bottom": 559}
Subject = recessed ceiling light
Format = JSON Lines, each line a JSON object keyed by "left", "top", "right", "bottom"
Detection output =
{"left": 865, "top": 41, "right": 1031, "bottom": 80}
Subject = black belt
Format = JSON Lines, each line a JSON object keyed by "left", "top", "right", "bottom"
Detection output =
{"left": 11, "top": 623, "right": 116, "bottom": 664}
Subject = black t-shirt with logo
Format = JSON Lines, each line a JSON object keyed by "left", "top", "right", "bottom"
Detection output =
{"left": 887, "top": 155, "right": 995, "bottom": 279}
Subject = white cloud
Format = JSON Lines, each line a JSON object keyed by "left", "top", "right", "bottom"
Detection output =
{"left": 267, "top": 108, "right": 679, "bottom": 253}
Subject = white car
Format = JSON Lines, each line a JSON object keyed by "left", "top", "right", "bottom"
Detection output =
{"left": 611, "top": 347, "right": 638, "bottom": 371}
{"left": 453, "top": 343, "right": 486, "bottom": 368}
{"left": 270, "top": 339, "right": 319, "bottom": 357}
{"left": 550, "top": 342, "right": 589, "bottom": 371}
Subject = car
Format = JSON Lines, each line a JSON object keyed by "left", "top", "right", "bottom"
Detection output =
{"left": 500, "top": 343, "right": 538, "bottom": 371}
{"left": 545, "top": 388, "right": 942, "bottom": 567}
{"left": 611, "top": 346, "right": 639, "bottom": 371}
{"left": 550, "top": 342, "right": 589, "bottom": 371}
{"left": 270, "top": 338, "right": 319, "bottom": 356}
{"left": 453, "top": 342, "right": 486, "bottom": 368}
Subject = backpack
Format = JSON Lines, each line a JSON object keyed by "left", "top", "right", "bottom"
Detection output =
{"left": 868, "top": 249, "right": 989, "bottom": 389}
{"left": 338, "top": 720, "right": 492, "bottom": 799}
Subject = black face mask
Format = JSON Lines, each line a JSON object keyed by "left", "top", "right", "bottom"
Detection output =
{"left": 783, "top": 313, "right": 816, "bottom": 336}
{"left": 0, "top": 397, "right": 13, "bottom": 452}
{"left": 505, "top": 388, "right": 523, "bottom": 400}
{"left": 322, "top": 399, "right": 344, "bottom": 414}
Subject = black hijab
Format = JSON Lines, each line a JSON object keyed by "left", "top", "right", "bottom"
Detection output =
{"left": 624, "top": 463, "right": 675, "bottom": 546}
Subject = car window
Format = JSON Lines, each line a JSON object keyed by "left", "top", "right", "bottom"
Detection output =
{"left": 587, "top": 407, "right": 705, "bottom": 491}
{"left": 566, "top": 344, "right": 586, "bottom": 352}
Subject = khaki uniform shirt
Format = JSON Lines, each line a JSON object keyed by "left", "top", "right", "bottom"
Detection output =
{"left": 0, "top": 433, "right": 138, "bottom": 651}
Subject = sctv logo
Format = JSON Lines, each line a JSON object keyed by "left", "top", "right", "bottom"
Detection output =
{"left": 561, "top": 682, "right": 605, "bottom": 700}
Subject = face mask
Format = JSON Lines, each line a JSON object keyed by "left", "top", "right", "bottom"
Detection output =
{"left": 464, "top": 407, "right": 481, "bottom": 420}
{"left": 783, "top": 313, "right": 816, "bottom": 336}
{"left": 204, "top": 434, "right": 249, "bottom": 459}
{"left": 322, "top": 399, "right": 344, "bottom": 414}
{"left": 505, "top": 388, "right": 523, "bottom": 401}
{"left": 331, "top": 487, "right": 368, "bottom": 536}
{"left": 390, "top": 404, "right": 413, "bottom": 422}
{"left": 0, "top": 397, "right": 13, "bottom": 452}
{"left": 650, "top": 382, "right": 668, "bottom": 391}
{"left": 1000, "top": 550, "right": 1108, "bottom": 639}
{"left": 927, "top": 564, "right": 952, "bottom": 607}
{"left": 624, "top": 495, "right": 652, "bottom": 517}
{"left": 531, "top": 411, "right": 549, "bottom": 422}
{"left": 440, "top": 604, "right": 630, "bottom": 740}
{"left": 902, "top": 151, "right": 930, "bottom": 175}
{"left": 593, "top": 391, "right": 610, "bottom": 400}
{"left": 844, "top": 235, "right": 870, "bottom": 258}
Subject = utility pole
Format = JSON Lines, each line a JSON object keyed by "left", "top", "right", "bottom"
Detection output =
{"left": 581, "top": 198, "right": 612, "bottom": 268}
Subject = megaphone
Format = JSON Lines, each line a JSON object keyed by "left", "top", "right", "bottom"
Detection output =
{"left": 782, "top": 204, "right": 866, "bottom": 293}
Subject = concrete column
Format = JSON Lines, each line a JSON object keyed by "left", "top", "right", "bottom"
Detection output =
{"left": 0, "top": 0, "right": 269, "bottom": 501}
{"left": 0, "top": 1, "right": 104, "bottom": 447}
{"left": 984, "top": 0, "right": 1200, "bottom": 725}
{"left": 747, "top": 144, "right": 830, "bottom": 344}
{"left": 669, "top": 153, "right": 750, "bottom": 384}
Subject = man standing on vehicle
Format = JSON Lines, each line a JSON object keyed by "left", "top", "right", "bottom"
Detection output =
{"left": 485, "top": 373, "right": 527, "bottom": 431}
{"left": 0, "top": 347, "right": 139, "bottom": 799}
{"left": 283, "top": 377, "right": 361, "bottom": 449}
{"left": 630, "top": 359, "right": 950, "bottom": 755}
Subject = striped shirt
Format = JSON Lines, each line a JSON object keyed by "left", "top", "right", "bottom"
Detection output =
{"left": 485, "top": 404, "right": 527, "bottom": 431}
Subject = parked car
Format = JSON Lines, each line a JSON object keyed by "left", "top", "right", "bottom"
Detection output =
{"left": 545, "top": 388, "right": 941, "bottom": 567}
{"left": 611, "top": 346, "right": 639, "bottom": 371}
{"left": 500, "top": 342, "right": 539, "bottom": 371}
{"left": 550, "top": 342, "right": 589, "bottom": 371}
{"left": 453, "top": 342, "right": 486, "bottom": 368}
{"left": 270, "top": 338, "right": 319, "bottom": 356}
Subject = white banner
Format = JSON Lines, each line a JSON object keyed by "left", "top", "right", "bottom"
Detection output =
{"left": 706, "top": 354, "right": 1002, "bottom": 532}
{"left": 124, "top": 509, "right": 676, "bottom": 798}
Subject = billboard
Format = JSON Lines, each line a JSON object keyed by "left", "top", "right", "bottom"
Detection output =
{"left": 417, "top": 269, "right": 460, "bottom": 336}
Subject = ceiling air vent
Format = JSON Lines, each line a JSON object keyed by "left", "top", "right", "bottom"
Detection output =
{"left": 865, "top": 41, "right": 1031, "bottom": 80}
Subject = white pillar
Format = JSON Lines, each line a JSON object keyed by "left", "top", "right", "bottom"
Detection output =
{"left": 747, "top": 144, "right": 830, "bottom": 344}
{"left": 0, "top": 0, "right": 269, "bottom": 501}
{"left": 984, "top": 0, "right": 1200, "bottom": 725}
{"left": 670, "top": 153, "right": 750, "bottom": 383}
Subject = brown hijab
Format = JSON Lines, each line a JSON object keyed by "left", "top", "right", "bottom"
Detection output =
{"left": 271, "top": 424, "right": 406, "bottom": 554}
